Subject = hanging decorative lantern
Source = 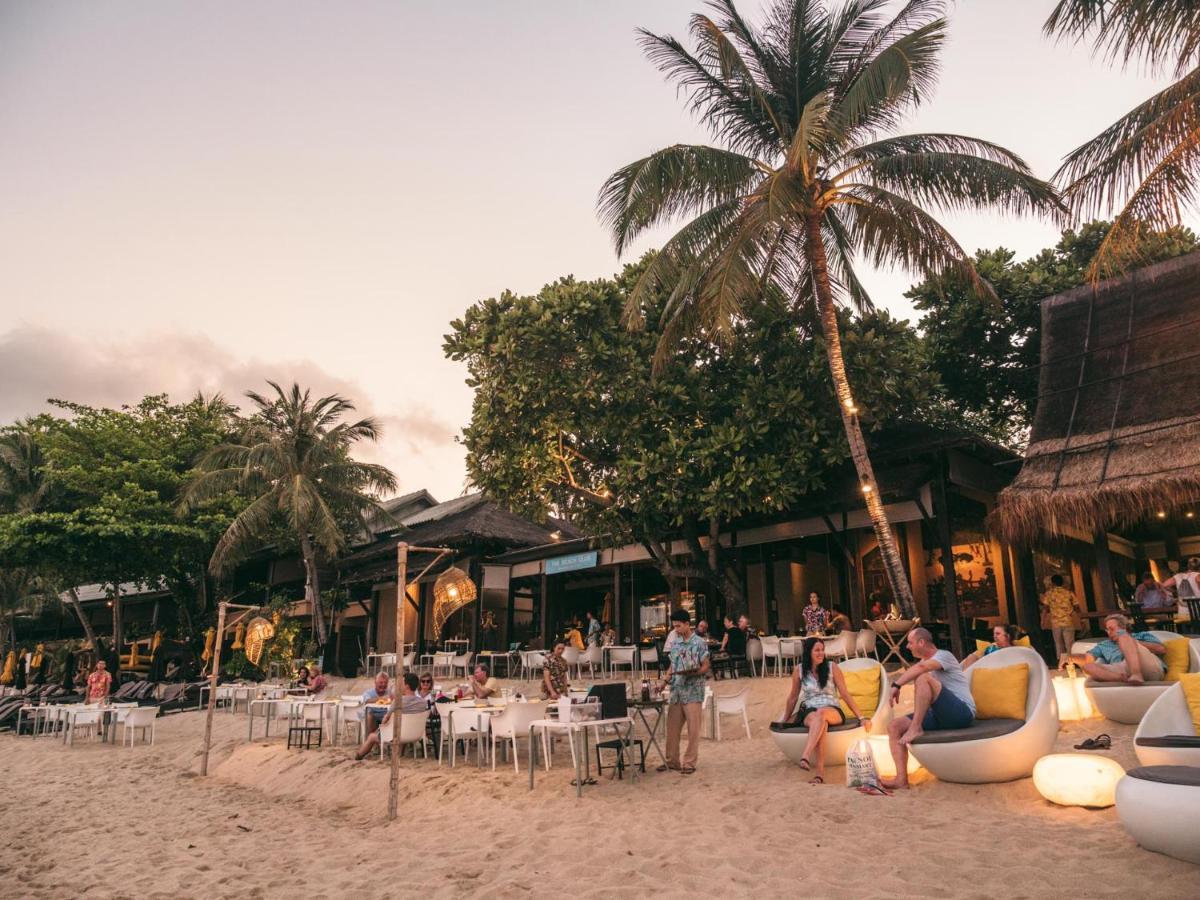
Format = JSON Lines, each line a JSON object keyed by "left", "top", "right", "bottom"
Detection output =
{"left": 432, "top": 565, "right": 477, "bottom": 640}
{"left": 201, "top": 627, "right": 215, "bottom": 663}
{"left": 243, "top": 616, "right": 276, "bottom": 667}
{"left": 232, "top": 621, "right": 246, "bottom": 650}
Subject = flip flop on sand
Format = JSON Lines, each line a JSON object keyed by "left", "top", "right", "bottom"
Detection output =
{"left": 798, "top": 757, "right": 812, "bottom": 771}
{"left": 809, "top": 775, "right": 823, "bottom": 785}
{"left": 1074, "top": 734, "right": 1111, "bottom": 751}
{"left": 656, "top": 764, "right": 680, "bottom": 773}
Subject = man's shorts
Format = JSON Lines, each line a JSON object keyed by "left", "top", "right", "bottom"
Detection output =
{"left": 920, "top": 687, "right": 975, "bottom": 730}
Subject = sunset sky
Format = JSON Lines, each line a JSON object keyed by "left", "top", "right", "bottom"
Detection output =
{"left": 0, "top": 1, "right": 1175, "bottom": 500}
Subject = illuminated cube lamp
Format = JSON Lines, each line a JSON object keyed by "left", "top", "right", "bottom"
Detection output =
{"left": 868, "top": 733, "right": 921, "bottom": 778}
{"left": 1052, "top": 671, "right": 1097, "bottom": 722}
{"left": 1033, "top": 753, "right": 1125, "bottom": 808}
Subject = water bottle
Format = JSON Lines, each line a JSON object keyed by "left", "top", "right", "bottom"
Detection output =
{"left": 641, "top": 679, "right": 650, "bottom": 702}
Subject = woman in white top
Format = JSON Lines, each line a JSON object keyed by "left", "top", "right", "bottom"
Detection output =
{"left": 1162, "top": 557, "right": 1200, "bottom": 603}
{"left": 779, "top": 637, "right": 871, "bottom": 784}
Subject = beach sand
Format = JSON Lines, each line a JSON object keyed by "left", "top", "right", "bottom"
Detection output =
{"left": 2, "top": 675, "right": 1198, "bottom": 899}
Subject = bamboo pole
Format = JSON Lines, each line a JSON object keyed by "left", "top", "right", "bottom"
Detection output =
{"left": 388, "top": 542, "right": 409, "bottom": 821}
{"left": 200, "top": 600, "right": 227, "bottom": 777}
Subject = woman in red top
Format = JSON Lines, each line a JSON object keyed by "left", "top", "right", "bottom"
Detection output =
{"left": 87, "top": 659, "right": 112, "bottom": 703}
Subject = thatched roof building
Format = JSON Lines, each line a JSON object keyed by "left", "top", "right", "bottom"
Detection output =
{"left": 994, "top": 251, "right": 1200, "bottom": 542}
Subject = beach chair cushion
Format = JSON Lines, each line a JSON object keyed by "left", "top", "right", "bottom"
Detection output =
{"left": 1135, "top": 736, "right": 1200, "bottom": 748}
{"left": 1164, "top": 640, "right": 1192, "bottom": 682}
{"left": 838, "top": 667, "right": 880, "bottom": 719}
{"left": 1181, "top": 674, "right": 1200, "bottom": 732}
{"left": 909, "top": 718, "right": 1023, "bottom": 744}
{"left": 770, "top": 718, "right": 862, "bottom": 735}
{"left": 971, "top": 664, "right": 1028, "bottom": 721}
{"left": 1126, "top": 765, "right": 1200, "bottom": 787}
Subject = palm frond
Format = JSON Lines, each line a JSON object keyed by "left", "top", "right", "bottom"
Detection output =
{"left": 597, "top": 144, "right": 761, "bottom": 254}
{"left": 1045, "top": 0, "right": 1200, "bottom": 75}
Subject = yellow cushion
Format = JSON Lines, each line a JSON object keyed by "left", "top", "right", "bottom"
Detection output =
{"left": 971, "top": 663, "right": 1029, "bottom": 720}
{"left": 838, "top": 666, "right": 881, "bottom": 719}
{"left": 1163, "top": 639, "right": 1192, "bottom": 682}
{"left": 1180, "top": 673, "right": 1200, "bottom": 732}
{"left": 974, "top": 636, "right": 1031, "bottom": 656}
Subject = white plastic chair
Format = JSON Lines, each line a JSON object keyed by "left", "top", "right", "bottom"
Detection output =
{"left": 824, "top": 631, "right": 853, "bottom": 661}
{"left": 562, "top": 646, "right": 582, "bottom": 679}
{"left": 710, "top": 686, "right": 752, "bottom": 740}
{"left": 488, "top": 701, "right": 546, "bottom": 772}
{"left": 608, "top": 647, "right": 637, "bottom": 677}
{"left": 451, "top": 651, "right": 474, "bottom": 679}
{"left": 521, "top": 651, "right": 547, "bottom": 682}
{"left": 778, "top": 638, "right": 801, "bottom": 674}
{"left": 579, "top": 644, "right": 602, "bottom": 678}
{"left": 339, "top": 697, "right": 364, "bottom": 743}
{"left": 855, "top": 628, "right": 879, "bottom": 660}
{"left": 746, "top": 638, "right": 763, "bottom": 677}
{"left": 67, "top": 707, "right": 103, "bottom": 745}
{"left": 639, "top": 645, "right": 662, "bottom": 677}
{"left": 432, "top": 651, "right": 455, "bottom": 678}
{"left": 402, "top": 651, "right": 416, "bottom": 670}
{"left": 444, "top": 706, "right": 488, "bottom": 767}
{"left": 378, "top": 710, "right": 430, "bottom": 760}
{"left": 120, "top": 706, "right": 157, "bottom": 746}
{"left": 759, "top": 636, "right": 782, "bottom": 676}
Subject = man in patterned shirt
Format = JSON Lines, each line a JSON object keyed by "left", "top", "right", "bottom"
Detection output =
{"left": 541, "top": 642, "right": 570, "bottom": 700}
{"left": 659, "top": 608, "right": 710, "bottom": 775}
{"left": 1040, "top": 574, "right": 1078, "bottom": 665}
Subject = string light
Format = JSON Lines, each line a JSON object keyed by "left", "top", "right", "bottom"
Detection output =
{"left": 843, "top": 397, "right": 858, "bottom": 414}
{"left": 1157, "top": 510, "right": 1167, "bottom": 519}
{"left": 861, "top": 481, "right": 873, "bottom": 494}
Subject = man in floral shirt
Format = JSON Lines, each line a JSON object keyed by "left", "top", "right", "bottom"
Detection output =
{"left": 541, "top": 642, "right": 570, "bottom": 700}
{"left": 86, "top": 659, "right": 112, "bottom": 704}
{"left": 659, "top": 608, "right": 710, "bottom": 775}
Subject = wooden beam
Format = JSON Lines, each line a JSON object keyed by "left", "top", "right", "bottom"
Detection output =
{"left": 931, "top": 464, "right": 965, "bottom": 659}
{"left": 1093, "top": 528, "right": 1117, "bottom": 611}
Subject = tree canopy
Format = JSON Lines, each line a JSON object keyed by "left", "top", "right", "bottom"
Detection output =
{"left": 445, "top": 257, "right": 942, "bottom": 608}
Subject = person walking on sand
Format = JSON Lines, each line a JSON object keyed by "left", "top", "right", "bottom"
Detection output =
{"left": 658, "top": 608, "right": 710, "bottom": 775}
{"left": 86, "top": 659, "right": 112, "bottom": 704}
{"left": 881, "top": 628, "right": 974, "bottom": 790}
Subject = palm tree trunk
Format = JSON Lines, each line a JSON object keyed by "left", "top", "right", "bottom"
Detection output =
{"left": 299, "top": 535, "right": 329, "bottom": 647}
{"left": 805, "top": 217, "right": 917, "bottom": 618}
{"left": 65, "top": 586, "right": 98, "bottom": 648}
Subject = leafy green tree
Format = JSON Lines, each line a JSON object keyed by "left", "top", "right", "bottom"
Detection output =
{"left": 597, "top": 0, "right": 1061, "bottom": 615}
{"left": 1045, "top": 2, "right": 1200, "bottom": 276}
{"left": 180, "top": 382, "right": 396, "bottom": 649}
{"left": 445, "top": 260, "right": 941, "bottom": 612}
{"left": 910, "top": 221, "right": 1198, "bottom": 446}
{"left": 0, "top": 395, "right": 243, "bottom": 651}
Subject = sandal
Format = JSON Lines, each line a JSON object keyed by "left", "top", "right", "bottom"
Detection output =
{"left": 798, "top": 757, "right": 812, "bottom": 771}
{"left": 1073, "top": 734, "right": 1111, "bottom": 751}
{"left": 809, "top": 775, "right": 824, "bottom": 785}
{"left": 680, "top": 766, "right": 696, "bottom": 775}
{"left": 656, "top": 764, "right": 679, "bottom": 773}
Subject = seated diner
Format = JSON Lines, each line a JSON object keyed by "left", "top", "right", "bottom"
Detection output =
{"left": 466, "top": 664, "right": 499, "bottom": 700}
{"left": 963, "top": 624, "right": 1019, "bottom": 669}
{"left": 1064, "top": 613, "right": 1165, "bottom": 683}
{"left": 354, "top": 672, "right": 426, "bottom": 760}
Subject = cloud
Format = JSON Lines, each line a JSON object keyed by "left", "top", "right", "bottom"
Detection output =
{"left": 0, "top": 325, "right": 466, "bottom": 497}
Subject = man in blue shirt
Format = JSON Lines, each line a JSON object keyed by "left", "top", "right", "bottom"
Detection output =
{"left": 1066, "top": 614, "right": 1165, "bottom": 683}
{"left": 658, "top": 608, "right": 710, "bottom": 775}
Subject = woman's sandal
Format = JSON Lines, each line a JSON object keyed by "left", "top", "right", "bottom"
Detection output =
{"left": 798, "top": 757, "right": 812, "bottom": 771}
{"left": 1073, "top": 734, "right": 1112, "bottom": 751}
{"left": 809, "top": 775, "right": 824, "bottom": 785}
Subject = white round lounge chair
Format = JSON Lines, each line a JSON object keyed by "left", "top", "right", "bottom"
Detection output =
{"left": 769, "top": 658, "right": 891, "bottom": 766}
{"left": 1133, "top": 682, "right": 1200, "bottom": 767}
{"left": 908, "top": 646, "right": 1058, "bottom": 784}
{"left": 1086, "top": 632, "right": 1200, "bottom": 725}
{"left": 1116, "top": 766, "right": 1200, "bottom": 864}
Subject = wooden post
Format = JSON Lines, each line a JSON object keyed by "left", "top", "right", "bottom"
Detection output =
{"left": 388, "top": 542, "right": 408, "bottom": 822}
{"left": 932, "top": 467, "right": 965, "bottom": 659}
{"left": 200, "top": 600, "right": 227, "bottom": 777}
{"left": 1093, "top": 528, "right": 1117, "bottom": 611}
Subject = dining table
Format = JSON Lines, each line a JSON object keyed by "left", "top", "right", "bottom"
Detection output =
{"left": 527, "top": 714, "right": 637, "bottom": 798}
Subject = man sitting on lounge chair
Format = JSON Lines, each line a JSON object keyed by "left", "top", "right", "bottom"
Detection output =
{"left": 882, "top": 628, "right": 975, "bottom": 790}
{"left": 1064, "top": 613, "right": 1165, "bottom": 683}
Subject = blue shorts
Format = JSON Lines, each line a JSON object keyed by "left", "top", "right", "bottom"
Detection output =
{"left": 920, "top": 688, "right": 974, "bottom": 731}
{"left": 366, "top": 707, "right": 388, "bottom": 724}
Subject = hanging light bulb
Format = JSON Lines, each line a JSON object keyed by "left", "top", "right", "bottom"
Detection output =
{"left": 861, "top": 480, "right": 873, "bottom": 494}
{"left": 844, "top": 397, "right": 858, "bottom": 414}
{"left": 1157, "top": 510, "right": 1167, "bottom": 519}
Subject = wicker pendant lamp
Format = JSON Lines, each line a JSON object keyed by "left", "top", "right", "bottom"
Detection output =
{"left": 243, "top": 616, "right": 276, "bottom": 667}
{"left": 432, "top": 564, "right": 477, "bottom": 640}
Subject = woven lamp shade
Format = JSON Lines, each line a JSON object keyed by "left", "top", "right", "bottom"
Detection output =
{"left": 432, "top": 566, "right": 477, "bottom": 640}
{"left": 244, "top": 616, "right": 276, "bottom": 667}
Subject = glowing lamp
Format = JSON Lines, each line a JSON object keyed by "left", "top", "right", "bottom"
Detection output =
{"left": 432, "top": 565, "right": 477, "bottom": 639}
{"left": 1033, "top": 753, "right": 1124, "bottom": 808}
{"left": 861, "top": 482, "right": 873, "bottom": 494}
{"left": 1157, "top": 511, "right": 1167, "bottom": 519}
{"left": 1052, "top": 671, "right": 1097, "bottom": 722}
{"left": 867, "top": 733, "right": 920, "bottom": 778}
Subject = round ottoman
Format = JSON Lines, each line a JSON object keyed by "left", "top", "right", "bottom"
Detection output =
{"left": 1033, "top": 753, "right": 1124, "bottom": 808}
{"left": 1115, "top": 766, "right": 1200, "bottom": 864}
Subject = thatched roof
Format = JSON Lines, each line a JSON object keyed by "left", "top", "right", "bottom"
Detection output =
{"left": 993, "top": 250, "right": 1200, "bottom": 542}
{"left": 339, "top": 493, "right": 578, "bottom": 584}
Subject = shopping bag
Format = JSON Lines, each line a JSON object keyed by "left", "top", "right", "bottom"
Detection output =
{"left": 845, "top": 737, "right": 880, "bottom": 790}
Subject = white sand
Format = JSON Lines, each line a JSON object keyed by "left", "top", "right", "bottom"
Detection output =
{"left": 2, "top": 675, "right": 1199, "bottom": 899}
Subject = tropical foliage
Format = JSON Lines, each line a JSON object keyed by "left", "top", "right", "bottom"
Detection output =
{"left": 597, "top": 0, "right": 1061, "bottom": 614}
{"left": 180, "top": 382, "right": 396, "bottom": 649}
{"left": 1046, "top": 1, "right": 1200, "bottom": 277}
{"left": 446, "top": 258, "right": 943, "bottom": 611}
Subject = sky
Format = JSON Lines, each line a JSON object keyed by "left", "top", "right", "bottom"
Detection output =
{"left": 0, "top": 1, "right": 1175, "bottom": 500}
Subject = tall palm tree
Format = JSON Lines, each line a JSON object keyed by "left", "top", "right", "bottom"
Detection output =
{"left": 0, "top": 422, "right": 99, "bottom": 648}
{"left": 181, "top": 382, "right": 396, "bottom": 648}
{"left": 599, "top": 0, "right": 1061, "bottom": 618}
{"left": 1046, "top": 1, "right": 1200, "bottom": 277}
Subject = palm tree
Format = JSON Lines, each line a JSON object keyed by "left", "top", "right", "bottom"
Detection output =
{"left": 180, "top": 382, "right": 396, "bottom": 648}
{"left": 1046, "top": 1, "right": 1200, "bottom": 277}
{"left": 598, "top": 0, "right": 1061, "bottom": 619}
{"left": 0, "top": 422, "right": 99, "bottom": 648}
